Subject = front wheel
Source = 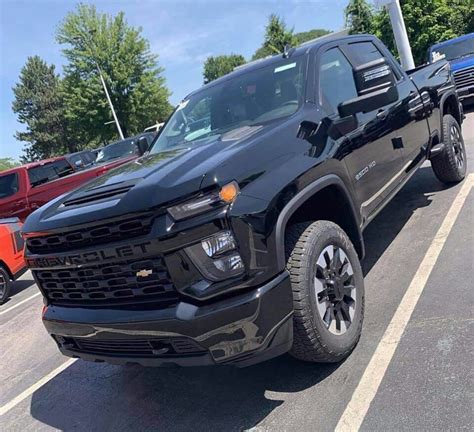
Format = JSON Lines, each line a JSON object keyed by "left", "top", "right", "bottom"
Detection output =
{"left": 431, "top": 114, "right": 467, "bottom": 184}
{"left": 286, "top": 221, "right": 365, "bottom": 363}
{"left": 0, "top": 266, "right": 11, "bottom": 305}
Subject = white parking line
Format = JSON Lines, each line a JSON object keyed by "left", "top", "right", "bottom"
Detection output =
{"left": 0, "top": 292, "right": 41, "bottom": 316}
{"left": 0, "top": 358, "right": 78, "bottom": 416}
{"left": 336, "top": 174, "right": 473, "bottom": 432}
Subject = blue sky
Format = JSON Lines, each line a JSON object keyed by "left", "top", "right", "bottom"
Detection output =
{"left": 0, "top": 0, "right": 347, "bottom": 160}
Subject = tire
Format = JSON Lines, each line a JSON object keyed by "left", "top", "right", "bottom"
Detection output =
{"left": 286, "top": 221, "right": 365, "bottom": 363}
{"left": 0, "top": 266, "right": 11, "bottom": 305}
{"left": 431, "top": 114, "right": 467, "bottom": 184}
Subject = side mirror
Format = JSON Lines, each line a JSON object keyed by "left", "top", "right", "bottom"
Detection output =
{"left": 337, "top": 57, "right": 399, "bottom": 118}
{"left": 353, "top": 58, "right": 396, "bottom": 96}
{"left": 338, "top": 85, "right": 399, "bottom": 118}
{"left": 137, "top": 136, "right": 149, "bottom": 155}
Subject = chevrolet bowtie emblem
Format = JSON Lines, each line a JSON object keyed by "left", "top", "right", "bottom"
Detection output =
{"left": 136, "top": 269, "right": 153, "bottom": 277}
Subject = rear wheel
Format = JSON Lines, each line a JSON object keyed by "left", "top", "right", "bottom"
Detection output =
{"left": 0, "top": 266, "right": 11, "bottom": 305}
{"left": 431, "top": 114, "right": 466, "bottom": 184}
{"left": 286, "top": 221, "right": 364, "bottom": 363}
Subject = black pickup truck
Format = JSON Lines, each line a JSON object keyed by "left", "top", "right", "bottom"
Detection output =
{"left": 23, "top": 34, "right": 466, "bottom": 367}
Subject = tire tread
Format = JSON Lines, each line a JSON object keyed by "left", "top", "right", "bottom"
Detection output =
{"left": 286, "top": 221, "right": 364, "bottom": 363}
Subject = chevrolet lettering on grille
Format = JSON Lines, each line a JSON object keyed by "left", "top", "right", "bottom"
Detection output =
{"left": 26, "top": 241, "right": 155, "bottom": 268}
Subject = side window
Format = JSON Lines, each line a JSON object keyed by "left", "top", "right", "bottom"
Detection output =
{"left": 51, "top": 160, "right": 74, "bottom": 177}
{"left": 345, "top": 41, "right": 384, "bottom": 65}
{"left": 28, "top": 164, "right": 59, "bottom": 187}
{"left": 0, "top": 173, "right": 19, "bottom": 199}
{"left": 345, "top": 41, "right": 402, "bottom": 80}
{"left": 319, "top": 48, "right": 358, "bottom": 115}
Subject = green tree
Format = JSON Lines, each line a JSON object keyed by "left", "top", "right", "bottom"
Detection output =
{"left": 294, "top": 29, "right": 331, "bottom": 44}
{"left": 372, "top": 0, "right": 472, "bottom": 65}
{"left": 252, "top": 14, "right": 299, "bottom": 60}
{"left": 345, "top": 0, "right": 374, "bottom": 34}
{"left": 57, "top": 4, "right": 172, "bottom": 147}
{"left": 203, "top": 54, "right": 246, "bottom": 83}
{"left": 0, "top": 158, "right": 20, "bottom": 172}
{"left": 12, "top": 56, "right": 69, "bottom": 162}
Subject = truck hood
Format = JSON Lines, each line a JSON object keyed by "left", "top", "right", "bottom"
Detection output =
{"left": 24, "top": 125, "right": 269, "bottom": 232}
{"left": 449, "top": 55, "right": 474, "bottom": 72}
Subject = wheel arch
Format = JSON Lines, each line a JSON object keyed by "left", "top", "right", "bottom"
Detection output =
{"left": 275, "top": 174, "right": 364, "bottom": 270}
{"left": 0, "top": 260, "right": 13, "bottom": 280}
{"left": 440, "top": 91, "right": 462, "bottom": 138}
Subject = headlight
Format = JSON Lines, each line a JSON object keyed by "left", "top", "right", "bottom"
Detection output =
{"left": 167, "top": 181, "right": 239, "bottom": 221}
{"left": 185, "top": 231, "right": 244, "bottom": 281}
{"left": 201, "top": 231, "right": 236, "bottom": 257}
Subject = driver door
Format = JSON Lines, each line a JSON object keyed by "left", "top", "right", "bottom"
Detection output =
{"left": 317, "top": 43, "right": 405, "bottom": 221}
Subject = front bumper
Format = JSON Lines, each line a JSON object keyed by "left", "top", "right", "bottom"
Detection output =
{"left": 43, "top": 271, "right": 293, "bottom": 367}
{"left": 457, "top": 86, "right": 474, "bottom": 102}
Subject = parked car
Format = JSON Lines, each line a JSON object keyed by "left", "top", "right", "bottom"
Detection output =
{"left": 0, "top": 218, "right": 27, "bottom": 304}
{"left": 24, "top": 34, "right": 466, "bottom": 368}
{"left": 0, "top": 136, "right": 152, "bottom": 222}
{"left": 0, "top": 157, "right": 110, "bottom": 221}
{"left": 90, "top": 147, "right": 104, "bottom": 161}
{"left": 66, "top": 150, "right": 97, "bottom": 171}
{"left": 429, "top": 33, "right": 474, "bottom": 104}
{"left": 95, "top": 132, "right": 156, "bottom": 165}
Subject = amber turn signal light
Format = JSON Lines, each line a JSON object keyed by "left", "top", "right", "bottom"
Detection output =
{"left": 219, "top": 181, "right": 240, "bottom": 203}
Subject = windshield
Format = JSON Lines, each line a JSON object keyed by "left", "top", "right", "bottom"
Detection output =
{"left": 431, "top": 37, "right": 474, "bottom": 62}
{"left": 150, "top": 56, "right": 306, "bottom": 153}
{"left": 96, "top": 138, "right": 138, "bottom": 163}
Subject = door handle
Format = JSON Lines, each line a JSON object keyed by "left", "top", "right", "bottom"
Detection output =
{"left": 376, "top": 109, "right": 388, "bottom": 120}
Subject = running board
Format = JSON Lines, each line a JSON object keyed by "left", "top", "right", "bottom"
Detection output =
{"left": 429, "top": 143, "right": 445, "bottom": 159}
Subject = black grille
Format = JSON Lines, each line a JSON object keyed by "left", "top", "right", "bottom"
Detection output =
{"left": 27, "top": 213, "right": 154, "bottom": 254}
{"left": 34, "top": 257, "right": 178, "bottom": 307}
{"left": 454, "top": 66, "right": 474, "bottom": 90}
{"left": 60, "top": 336, "right": 206, "bottom": 358}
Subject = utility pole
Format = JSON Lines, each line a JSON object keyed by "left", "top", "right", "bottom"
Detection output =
{"left": 377, "top": 0, "right": 415, "bottom": 70}
{"left": 74, "top": 34, "right": 125, "bottom": 140}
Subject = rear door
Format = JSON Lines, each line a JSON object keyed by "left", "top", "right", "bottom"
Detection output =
{"left": 370, "top": 40, "right": 430, "bottom": 176}
{"left": 317, "top": 42, "right": 404, "bottom": 221}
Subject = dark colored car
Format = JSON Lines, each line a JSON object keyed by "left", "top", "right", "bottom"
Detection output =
{"left": 95, "top": 133, "right": 156, "bottom": 165}
{"left": 24, "top": 34, "right": 466, "bottom": 368}
{"left": 66, "top": 150, "right": 97, "bottom": 171}
{"left": 428, "top": 33, "right": 474, "bottom": 104}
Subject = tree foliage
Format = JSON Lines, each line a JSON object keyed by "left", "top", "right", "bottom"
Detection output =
{"left": 295, "top": 28, "right": 331, "bottom": 44}
{"left": 57, "top": 4, "right": 172, "bottom": 148}
{"left": 252, "top": 15, "right": 331, "bottom": 60}
{"left": 346, "top": 0, "right": 473, "bottom": 66}
{"left": 345, "top": 0, "right": 373, "bottom": 35}
{"left": 12, "top": 56, "right": 68, "bottom": 162}
{"left": 252, "top": 14, "right": 299, "bottom": 60}
{"left": 0, "top": 158, "right": 20, "bottom": 172}
{"left": 203, "top": 54, "right": 246, "bottom": 83}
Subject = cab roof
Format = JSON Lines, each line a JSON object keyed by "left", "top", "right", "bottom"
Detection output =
{"left": 0, "top": 156, "right": 65, "bottom": 176}
{"left": 185, "top": 30, "right": 358, "bottom": 99}
{"left": 430, "top": 33, "right": 474, "bottom": 51}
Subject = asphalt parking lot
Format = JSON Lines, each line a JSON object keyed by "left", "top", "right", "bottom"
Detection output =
{"left": 1, "top": 110, "right": 473, "bottom": 432}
